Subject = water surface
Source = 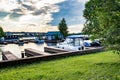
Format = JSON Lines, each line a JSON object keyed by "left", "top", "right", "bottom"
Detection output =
{"left": 0, "top": 43, "right": 56, "bottom": 61}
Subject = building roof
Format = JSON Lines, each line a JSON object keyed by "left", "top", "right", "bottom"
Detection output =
{"left": 46, "top": 31, "right": 62, "bottom": 35}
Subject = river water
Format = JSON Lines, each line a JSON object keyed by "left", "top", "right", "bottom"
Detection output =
{"left": 0, "top": 43, "right": 56, "bottom": 61}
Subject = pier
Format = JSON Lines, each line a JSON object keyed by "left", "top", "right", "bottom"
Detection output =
{"left": 25, "top": 48, "right": 51, "bottom": 57}
{"left": 44, "top": 47, "right": 69, "bottom": 53}
{"left": 0, "top": 47, "right": 103, "bottom": 67}
{"left": 2, "top": 51, "right": 18, "bottom": 60}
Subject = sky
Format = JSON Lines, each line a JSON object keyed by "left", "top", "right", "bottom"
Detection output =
{"left": 0, "top": 0, "right": 89, "bottom": 33}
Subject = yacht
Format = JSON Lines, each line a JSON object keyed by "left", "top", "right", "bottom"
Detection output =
{"left": 57, "top": 35, "right": 85, "bottom": 51}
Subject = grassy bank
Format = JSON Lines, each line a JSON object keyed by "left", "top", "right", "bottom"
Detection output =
{"left": 0, "top": 51, "right": 120, "bottom": 80}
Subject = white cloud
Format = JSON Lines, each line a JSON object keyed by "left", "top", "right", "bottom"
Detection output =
{"left": 68, "top": 24, "right": 84, "bottom": 33}
{"left": 0, "top": 0, "right": 66, "bottom": 32}
{"left": 77, "top": 0, "right": 89, "bottom": 4}
{"left": 46, "top": 24, "right": 84, "bottom": 33}
{"left": 0, "top": 0, "right": 19, "bottom": 12}
{"left": 0, "top": 0, "right": 88, "bottom": 32}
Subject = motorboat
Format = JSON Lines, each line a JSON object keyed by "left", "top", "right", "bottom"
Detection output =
{"left": 91, "top": 39, "right": 101, "bottom": 46}
{"left": 35, "top": 39, "right": 44, "bottom": 44}
{"left": 57, "top": 35, "right": 85, "bottom": 51}
{"left": 18, "top": 41, "right": 24, "bottom": 46}
{"left": 84, "top": 40, "right": 92, "bottom": 47}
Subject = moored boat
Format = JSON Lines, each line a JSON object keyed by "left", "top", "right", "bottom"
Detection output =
{"left": 35, "top": 40, "right": 44, "bottom": 44}
{"left": 57, "top": 35, "right": 85, "bottom": 51}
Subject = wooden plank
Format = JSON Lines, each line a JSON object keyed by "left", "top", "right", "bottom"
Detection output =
{"left": 25, "top": 48, "right": 51, "bottom": 57}
{"left": 2, "top": 51, "right": 18, "bottom": 60}
{"left": 44, "top": 47, "right": 69, "bottom": 53}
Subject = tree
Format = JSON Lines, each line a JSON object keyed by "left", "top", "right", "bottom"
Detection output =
{"left": 0, "top": 27, "right": 5, "bottom": 38}
{"left": 82, "top": 0, "right": 120, "bottom": 52}
{"left": 58, "top": 18, "right": 68, "bottom": 38}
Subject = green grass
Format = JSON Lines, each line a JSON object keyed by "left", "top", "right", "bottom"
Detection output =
{"left": 0, "top": 51, "right": 120, "bottom": 80}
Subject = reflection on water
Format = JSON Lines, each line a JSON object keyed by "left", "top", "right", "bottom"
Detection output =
{"left": 0, "top": 43, "right": 56, "bottom": 61}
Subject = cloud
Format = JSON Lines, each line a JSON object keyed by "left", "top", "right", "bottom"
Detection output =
{"left": 68, "top": 24, "right": 84, "bottom": 33}
{"left": 0, "top": 0, "right": 88, "bottom": 33}
{"left": 65, "top": 0, "right": 88, "bottom": 33}
{"left": 0, "top": 0, "right": 66, "bottom": 32}
{"left": 77, "top": 0, "right": 89, "bottom": 4}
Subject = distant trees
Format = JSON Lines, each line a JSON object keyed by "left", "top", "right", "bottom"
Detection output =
{"left": 58, "top": 18, "right": 68, "bottom": 38}
{"left": 82, "top": 0, "right": 120, "bottom": 52}
{"left": 0, "top": 27, "right": 5, "bottom": 38}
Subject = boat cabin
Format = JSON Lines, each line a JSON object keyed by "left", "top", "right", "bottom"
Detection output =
{"left": 57, "top": 35, "right": 85, "bottom": 51}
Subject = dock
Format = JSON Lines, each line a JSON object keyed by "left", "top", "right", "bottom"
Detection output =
{"left": 44, "top": 47, "right": 69, "bottom": 53}
{"left": 2, "top": 51, "right": 18, "bottom": 60}
{"left": 25, "top": 48, "right": 51, "bottom": 57}
{"left": 0, "top": 47, "right": 104, "bottom": 67}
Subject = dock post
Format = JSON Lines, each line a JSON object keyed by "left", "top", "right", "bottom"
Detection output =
{"left": 0, "top": 52, "right": 2, "bottom": 61}
{"left": 21, "top": 51, "right": 25, "bottom": 58}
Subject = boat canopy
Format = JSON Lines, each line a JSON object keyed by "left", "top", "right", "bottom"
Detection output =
{"left": 67, "top": 35, "right": 89, "bottom": 39}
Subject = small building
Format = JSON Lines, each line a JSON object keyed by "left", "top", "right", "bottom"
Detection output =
{"left": 46, "top": 31, "right": 64, "bottom": 40}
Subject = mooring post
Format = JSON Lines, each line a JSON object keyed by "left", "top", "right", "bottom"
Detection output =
{"left": 21, "top": 51, "right": 25, "bottom": 58}
{"left": 0, "top": 52, "right": 2, "bottom": 61}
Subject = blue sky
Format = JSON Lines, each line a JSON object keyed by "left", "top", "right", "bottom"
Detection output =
{"left": 0, "top": 0, "right": 89, "bottom": 32}
{"left": 51, "top": 0, "right": 85, "bottom": 26}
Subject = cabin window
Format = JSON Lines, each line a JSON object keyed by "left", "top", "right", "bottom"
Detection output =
{"left": 74, "top": 38, "right": 80, "bottom": 46}
{"left": 69, "top": 39, "right": 74, "bottom": 46}
{"left": 73, "top": 38, "right": 83, "bottom": 46}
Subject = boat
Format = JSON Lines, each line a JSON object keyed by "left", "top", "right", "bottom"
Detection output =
{"left": 84, "top": 40, "right": 92, "bottom": 47}
{"left": 35, "top": 39, "right": 44, "bottom": 44}
{"left": 0, "top": 41, "right": 7, "bottom": 45}
{"left": 57, "top": 35, "right": 85, "bottom": 51}
{"left": 91, "top": 39, "right": 101, "bottom": 46}
{"left": 18, "top": 41, "right": 24, "bottom": 46}
{"left": 45, "top": 40, "right": 64, "bottom": 43}
{"left": 23, "top": 41, "right": 29, "bottom": 43}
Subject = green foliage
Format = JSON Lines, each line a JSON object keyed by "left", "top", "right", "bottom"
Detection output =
{"left": 0, "top": 27, "right": 5, "bottom": 38}
{"left": 82, "top": 0, "right": 120, "bottom": 52}
{"left": 0, "top": 51, "right": 119, "bottom": 80}
{"left": 58, "top": 18, "right": 68, "bottom": 38}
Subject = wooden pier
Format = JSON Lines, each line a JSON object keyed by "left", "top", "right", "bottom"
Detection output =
{"left": 2, "top": 51, "right": 18, "bottom": 60}
{"left": 25, "top": 48, "right": 51, "bottom": 57}
{"left": 0, "top": 47, "right": 104, "bottom": 67}
{"left": 44, "top": 47, "right": 69, "bottom": 53}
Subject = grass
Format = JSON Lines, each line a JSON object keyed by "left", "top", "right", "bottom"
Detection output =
{"left": 0, "top": 51, "right": 120, "bottom": 80}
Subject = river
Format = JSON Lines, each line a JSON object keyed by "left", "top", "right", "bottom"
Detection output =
{"left": 0, "top": 43, "right": 56, "bottom": 61}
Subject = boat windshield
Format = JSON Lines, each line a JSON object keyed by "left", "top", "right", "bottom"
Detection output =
{"left": 74, "top": 38, "right": 84, "bottom": 46}
{"left": 65, "top": 38, "right": 84, "bottom": 46}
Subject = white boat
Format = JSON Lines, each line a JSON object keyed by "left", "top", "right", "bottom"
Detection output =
{"left": 84, "top": 40, "right": 92, "bottom": 47}
{"left": 57, "top": 35, "right": 85, "bottom": 51}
